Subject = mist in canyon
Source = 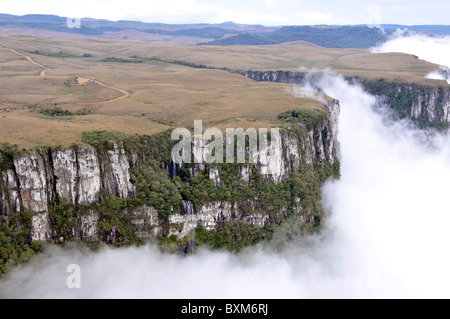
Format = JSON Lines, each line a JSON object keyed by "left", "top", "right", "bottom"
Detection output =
{"left": 1, "top": 34, "right": 450, "bottom": 299}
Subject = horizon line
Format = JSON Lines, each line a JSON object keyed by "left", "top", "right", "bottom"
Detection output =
{"left": 1, "top": 12, "right": 449, "bottom": 28}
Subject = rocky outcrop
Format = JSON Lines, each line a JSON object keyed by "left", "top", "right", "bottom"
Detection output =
{"left": 52, "top": 149, "right": 79, "bottom": 205}
{"left": 0, "top": 169, "right": 21, "bottom": 215}
{"left": 130, "top": 205, "right": 161, "bottom": 239}
{"left": 241, "top": 70, "right": 307, "bottom": 84}
{"left": 78, "top": 211, "right": 100, "bottom": 242}
{"left": 52, "top": 147, "right": 103, "bottom": 206}
{"left": 169, "top": 201, "right": 233, "bottom": 238}
{"left": 168, "top": 201, "right": 272, "bottom": 239}
{"left": 251, "top": 100, "right": 339, "bottom": 184}
{"left": 208, "top": 166, "right": 221, "bottom": 187}
{"left": 238, "top": 165, "right": 251, "bottom": 184}
{"left": 0, "top": 144, "right": 137, "bottom": 242}
{"left": 3, "top": 144, "right": 134, "bottom": 215}
{"left": 73, "top": 147, "right": 101, "bottom": 205}
{"left": 102, "top": 144, "right": 136, "bottom": 199}
{"left": 31, "top": 212, "right": 52, "bottom": 241}
{"left": 13, "top": 150, "right": 51, "bottom": 214}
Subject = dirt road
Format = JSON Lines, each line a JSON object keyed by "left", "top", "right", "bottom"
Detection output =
{"left": 8, "top": 48, "right": 49, "bottom": 77}
{"left": 77, "top": 77, "right": 130, "bottom": 104}
{"left": 4, "top": 45, "right": 130, "bottom": 104}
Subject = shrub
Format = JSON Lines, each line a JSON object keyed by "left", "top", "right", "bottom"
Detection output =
{"left": 38, "top": 107, "right": 72, "bottom": 117}
{"left": 277, "top": 109, "right": 327, "bottom": 130}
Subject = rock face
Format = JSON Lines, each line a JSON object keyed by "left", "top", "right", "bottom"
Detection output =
{"left": 130, "top": 205, "right": 161, "bottom": 239}
{"left": 7, "top": 145, "right": 135, "bottom": 213}
{"left": 102, "top": 144, "right": 136, "bottom": 199}
{"left": 0, "top": 144, "right": 137, "bottom": 242}
{"left": 51, "top": 146, "right": 102, "bottom": 206}
{"left": 209, "top": 166, "right": 221, "bottom": 187}
{"left": 31, "top": 212, "right": 52, "bottom": 241}
{"left": 0, "top": 169, "right": 21, "bottom": 215}
{"left": 169, "top": 201, "right": 234, "bottom": 238}
{"left": 52, "top": 149, "right": 78, "bottom": 205}
{"left": 241, "top": 70, "right": 307, "bottom": 84}
{"left": 394, "top": 85, "right": 450, "bottom": 123}
{"left": 167, "top": 201, "right": 276, "bottom": 239}
{"left": 238, "top": 165, "right": 251, "bottom": 184}
{"left": 360, "top": 80, "right": 450, "bottom": 125}
{"left": 75, "top": 147, "right": 101, "bottom": 205}
{"left": 78, "top": 211, "right": 100, "bottom": 242}
{"left": 13, "top": 150, "right": 51, "bottom": 214}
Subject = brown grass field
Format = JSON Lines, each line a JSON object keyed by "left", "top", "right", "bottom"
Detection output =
{"left": 0, "top": 34, "right": 447, "bottom": 148}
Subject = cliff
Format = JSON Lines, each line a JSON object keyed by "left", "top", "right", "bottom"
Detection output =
{"left": 0, "top": 99, "right": 340, "bottom": 271}
{"left": 241, "top": 70, "right": 450, "bottom": 130}
{"left": 4, "top": 69, "right": 442, "bottom": 259}
{"left": 359, "top": 79, "right": 450, "bottom": 129}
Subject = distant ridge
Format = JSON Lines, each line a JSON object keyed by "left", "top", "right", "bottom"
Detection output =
{"left": 198, "top": 26, "right": 391, "bottom": 48}
{"left": 0, "top": 13, "right": 449, "bottom": 47}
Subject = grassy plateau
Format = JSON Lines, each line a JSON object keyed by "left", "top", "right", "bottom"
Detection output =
{"left": 0, "top": 34, "right": 446, "bottom": 148}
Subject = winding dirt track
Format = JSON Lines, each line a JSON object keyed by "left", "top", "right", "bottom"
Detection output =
{"left": 5, "top": 46, "right": 131, "bottom": 103}
{"left": 8, "top": 48, "right": 48, "bottom": 76}
{"left": 93, "top": 80, "right": 130, "bottom": 103}
{"left": 77, "top": 77, "right": 130, "bottom": 104}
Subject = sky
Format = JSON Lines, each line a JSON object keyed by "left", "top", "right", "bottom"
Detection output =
{"left": 0, "top": 0, "right": 448, "bottom": 26}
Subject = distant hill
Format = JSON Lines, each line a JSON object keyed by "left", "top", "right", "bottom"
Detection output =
{"left": 0, "top": 13, "right": 246, "bottom": 40}
{"left": 0, "top": 13, "right": 449, "bottom": 47}
{"left": 199, "top": 26, "right": 391, "bottom": 48}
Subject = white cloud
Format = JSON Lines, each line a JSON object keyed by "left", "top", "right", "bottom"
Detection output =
{"left": 426, "top": 69, "right": 450, "bottom": 84}
{"left": 372, "top": 31, "right": 450, "bottom": 83}
{"left": 371, "top": 30, "right": 450, "bottom": 67}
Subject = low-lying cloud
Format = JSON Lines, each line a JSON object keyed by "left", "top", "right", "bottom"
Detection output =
{"left": 425, "top": 66, "right": 450, "bottom": 83}
{"left": 372, "top": 30, "right": 450, "bottom": 83}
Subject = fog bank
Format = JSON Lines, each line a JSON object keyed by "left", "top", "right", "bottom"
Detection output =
{"left": 371, "top": 31, "right": 450, "bottom": 83}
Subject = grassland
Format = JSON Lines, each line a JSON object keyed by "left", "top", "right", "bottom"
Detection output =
{"left": 0, "top": 34, "right": 446, "bottom": 148}
{"left": 0, "top": 34, "right": 323, "bottom": 148}
{"left": 3, "top": 34, "right": 441, "bottom": 82}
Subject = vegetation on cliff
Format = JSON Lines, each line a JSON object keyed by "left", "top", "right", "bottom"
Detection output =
{"left": 0, "top": 104, "right": 340, "bottom": 273}
{"left": 357, "top": 78, "right": 450, "bottom": 130}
